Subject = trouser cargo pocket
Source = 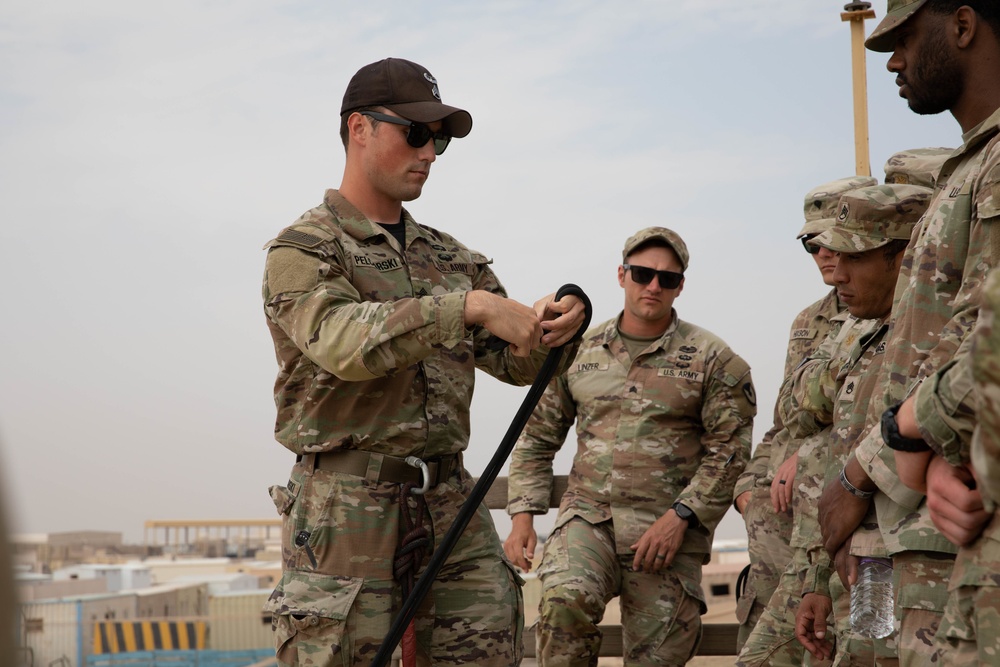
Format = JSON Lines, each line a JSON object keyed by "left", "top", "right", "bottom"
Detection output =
{"left": 264, "top": 570, "right": 364, "bottom": 667}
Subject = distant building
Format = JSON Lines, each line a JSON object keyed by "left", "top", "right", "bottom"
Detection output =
{"left": 54, "top": 563, "right": 153, "bottom": 592}
{"left": 10, "top": 531, "right": 159, "bottom": 574}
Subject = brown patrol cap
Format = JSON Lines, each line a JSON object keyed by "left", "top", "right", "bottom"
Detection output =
{"left": 622, "top": 227, "right": 689, "bottom": 271}
{"left": 341, "top": 58, "right": 473, "bottom": 138}
{"left": 799, "top": 175, "right": 879, "bottom": 238}
{"left": 866, "top": 0, "right": 929, "bottom": 52}
{"left": 810, "top": 183, "right": 932, "bottom": 253}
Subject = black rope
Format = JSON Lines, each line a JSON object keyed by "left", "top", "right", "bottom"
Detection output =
{"left": 393, "top": 481, "right": 430, "bottom": 599}
{"left": 369, "top": 284, "right": 592, "bottom": 667}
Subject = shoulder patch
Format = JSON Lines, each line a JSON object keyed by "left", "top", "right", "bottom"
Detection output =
{"left": 742, "top": 382, "right": 756, "bottom": 406}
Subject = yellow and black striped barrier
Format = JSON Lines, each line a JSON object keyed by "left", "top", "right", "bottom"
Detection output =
{"left": 93, "top": 620, "right": 207, "bottom": 653}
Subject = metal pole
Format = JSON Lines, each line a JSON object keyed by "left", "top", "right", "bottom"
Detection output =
{"left": 841, "top": 2, "right": 876, "bottom": 176}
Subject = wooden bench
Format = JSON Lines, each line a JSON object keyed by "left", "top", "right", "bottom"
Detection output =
{"left": 483, "top": 475, "right": 740, "bottom": 658}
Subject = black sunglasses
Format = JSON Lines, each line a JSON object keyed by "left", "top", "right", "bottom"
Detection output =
{"left": 622, "top": 263, "right": 684, "bottom": 289}
{"left": 361, "top": 111, "right": 452, "bottom": 155}
{"left": 801, "top": 234, "right": 820, "bottom": 255}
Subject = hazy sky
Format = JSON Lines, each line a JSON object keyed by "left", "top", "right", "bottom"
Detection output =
{"left": 0, "top": 0, "right": 958, "bottom": 545}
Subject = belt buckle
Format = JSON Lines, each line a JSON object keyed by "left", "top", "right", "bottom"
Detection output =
{"left": 404, "top": 456, "right": 430, "bottom": 495}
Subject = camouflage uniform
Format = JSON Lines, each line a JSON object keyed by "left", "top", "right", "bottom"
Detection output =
{"left": 739, "top": 184, "right": 931, "bottom": 667}
{"left": 736, "top": 318, "right": 858, "bottom": 667}
{"left": 508, "top": 311, "right": 756, "bottom": 666}
{"left": 734, "top": 176, "right": 876, "bottom": 648}
{"left": 261, "top": 190, "right": 578, "bottom": 666}
{"left": 849, "top": 106, "right": 1000, "bottom": 666}
{"left": 907, "top": 272, "right": 1000, "bottom": 667}
{"left": 932, "top": 268, "right": 1000, "bottom": 665}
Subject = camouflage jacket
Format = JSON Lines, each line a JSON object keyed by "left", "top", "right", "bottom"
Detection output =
{"left": 953, "top": 268, "right": 1000, "bottom": 589}
{"left": 507, "top": 313, "right": 756, "bottom": 559}
{"left": 973, "top": 268, "right": 1000, "bottom": 511}
{"left": 734, "top": 289, "right": 844, "bottom": 500}
{"left": 782, "top": 317, "right": 889, "bottom": 595}
{"left": 853, "top": 108, "right": 1000, "bottom": 555}
{"left": 262, "top": 189, "right": 577, "bottom": 458}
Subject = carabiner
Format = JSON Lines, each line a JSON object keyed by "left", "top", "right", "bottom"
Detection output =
{"left": 404, "top": 456, "right": 430, "bottom": 495}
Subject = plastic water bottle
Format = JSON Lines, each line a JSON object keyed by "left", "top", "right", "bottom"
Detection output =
{"left": 850, "top": 557, "right": 894, "bottom": 638}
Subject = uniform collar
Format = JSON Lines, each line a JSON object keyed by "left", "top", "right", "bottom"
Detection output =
{"left": 937, "top": 106, "right": 1000, "bottom": 185}
{"left": 599, "top": 310, "right": 680, "bottom": 350}
{"left": 323, "top": 189, "right": 425, "bottom": 250}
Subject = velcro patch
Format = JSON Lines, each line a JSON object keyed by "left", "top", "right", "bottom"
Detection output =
{"left": 276, "top": 229, "right": 325, "bottom": 248}
{"left": 791, "top": 328, "right": 816, "bottom": 340}
{"left": 576, "top": 362, "right": 609, "bottom": 372}
{"left": 659, "top": 368, "right": 704, "bottom": 382}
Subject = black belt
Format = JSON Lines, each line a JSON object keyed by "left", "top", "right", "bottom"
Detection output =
{"left": 312, "top": 450, "right": 459, "bottom": 488}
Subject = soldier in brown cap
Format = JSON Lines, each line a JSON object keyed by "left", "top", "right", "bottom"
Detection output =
{"left": 260, "top": 58, "right": 587, "bottom": 666}
{"left": 505, "top": 227, "right": 756, "bottom": 666}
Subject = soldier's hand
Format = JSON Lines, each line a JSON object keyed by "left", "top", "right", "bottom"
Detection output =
{"left": 465, "top": 291, "right": 543, "bottom": 357}
{"left": 819, "top": 458, "right": 872, "bottom": 558}
{"left": 503, "top": 513, "right": 538, "bottom": 572}
{"left": 735, "top": 491, "right": 751, "bottom": 515}
{"left": 533, "top": 292, "right": 586, "bottom": 348}
{"left": 926, "top": 457, "right": 989, "bottom": 547}
{"left": 833, "top": 538, "right": 859, "bottom": 590}
{"left": 770, "top": 452, "right": 797, "bottom": 513}
{"left": 795, "top": 593, "right": 833, "bottom": 661}
{"left": 630, "top": 509, "right": 686, "bottom": 573}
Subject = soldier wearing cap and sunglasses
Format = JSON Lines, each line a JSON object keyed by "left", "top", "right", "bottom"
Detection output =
{"left": 260, "top": 57, "right": 587, "bottom": 666}
{"left": 732, "top": 176, "right": 873, "bottom": 656}
{"left": 775, "top": 184, "right": 932, "bottom": 667}
{"left": 505, "top": 227, "right": 756, "bottom": 666}
{"left": 815, "top": 1, "right": 1000, "bottom": 665}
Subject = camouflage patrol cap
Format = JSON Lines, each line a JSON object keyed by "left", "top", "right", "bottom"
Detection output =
{"left": 811, "top": 184, "right": 932, "bottom": 253}
{"left": 341, "top": 58, "right": 473, "bottom": 138}
{"left": 866, "top": 0, "right": 929, "bottom": 52}
{"left": 799, "top": 175, "right": 879, "bottom": 238}
{"left": 622, "top": 227, "right": 689, "bottom": 271}
{"left": 884, "top": 147, "right": 952, "bottom": 187}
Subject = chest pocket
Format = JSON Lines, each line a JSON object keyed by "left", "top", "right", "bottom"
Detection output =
{"left": 414, "top": 249, "right": 488, "bottom": 297}
{"left": 638, "top": 363, "right": 705, "bottom": 421}
{"left": 979, "top": 165, "right": 1000, "bottom": 265}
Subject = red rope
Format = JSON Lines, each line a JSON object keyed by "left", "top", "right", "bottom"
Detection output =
{"left": 394, "top": 482, "right": 429, "bottom": 667}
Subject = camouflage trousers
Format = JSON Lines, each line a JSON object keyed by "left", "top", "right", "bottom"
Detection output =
{"left": 736, "top": 546, "right": 831, "bottom": 667}
{"left": 736, "top": 484, "right": 795, "bottom": 651}
{"left": 892, "top": 551, "right": 953, "bottom": 667}
{"left": 534, "top": 517, "right": 705, "bottom": 667}
{"left": 829, "top": 563, "right": 898, "bottom": 667}
{"left": 265, "top": 457, "right": 524, "bottom": 667}
{"left": 934, "top": 534, "right": 1000, "bottom": 666}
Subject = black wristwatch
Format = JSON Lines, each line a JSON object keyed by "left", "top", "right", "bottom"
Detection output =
{"left": 880, "top": 404, "right": 930, "bottom": 452}
{"left": 672, "top": 502, "right": 700, "bottom": 529}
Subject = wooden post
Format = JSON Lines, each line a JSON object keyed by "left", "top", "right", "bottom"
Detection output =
{"left": 841, "top": 3, "right": 876, "bottom": 176}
